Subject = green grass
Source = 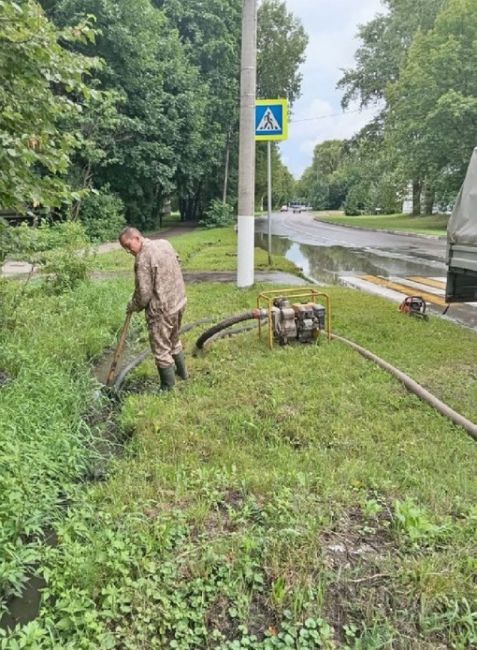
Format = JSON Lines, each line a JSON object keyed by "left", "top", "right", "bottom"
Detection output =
{"left": 0, "top": 278, "right": 132, "bottom": 620}
{"left": 2, "top": 228, "right": 477, "bottom": 648}
{"left": 315, "top": 212, "right": 449, "bottom": 237}
{"left": 92, "top": 226, "right": 297, "bottom": 275}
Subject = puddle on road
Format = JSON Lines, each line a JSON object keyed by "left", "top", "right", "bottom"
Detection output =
{"left": 256, "top": 232, "right": 445, "bottom": 284}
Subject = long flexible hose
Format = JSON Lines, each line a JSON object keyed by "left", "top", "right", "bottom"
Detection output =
{"left": 111, "top": 311, "right": 477, "bottom": 441}
{"left": 199, "top": 322, "right": 269, "bottom": 348}
{"left": 332, "top": 334, "right": 477, "bottom": 441}
{"left": 193, "top": 312, "right": 477, "bottom": 442}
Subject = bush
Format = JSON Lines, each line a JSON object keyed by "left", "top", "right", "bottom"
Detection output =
{"left": 344, "top": 184, "right": 370, "bottom": 216}
{"left": 0, "top": 218, "right": 13, "bottom": 265}
{"left": 34, "top": 222, "right": 92, "bottom": 293}
{"left": 40, "top": 246, "right": 93, "bottom": 293}
{"left": 2, "top": 220, "right": 93, "bottom": 293}
{"left": 2, "top": 220, "right": 89, "bottom": 260}
{"left": 199, "top": 199, "right": 235, "bottom": 228}
{"left": 79, "top": 187, "right": 126, "bottom": 242}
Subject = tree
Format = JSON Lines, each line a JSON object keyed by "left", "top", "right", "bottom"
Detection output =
{"left": 162, "top": 0, "right": 308, "bottom": 219}
{"left": 255, "top": 143, "right": 295, "bottom": 209}
{"left": 0, "top": 0, "right": 98, "bottom": 212}
{"left": 338, "top": 0, "right": 445, "bottom": 108}
{"left": 159, "top": 0, "right": 242, "bottom": 220}
{"left": 338, "top": 0, "right": 446, "bottom": 214}
{"left": 41, "top": 0, "right": 306, "bottom": 224}
{"left": 47, "top": 0, "right": 209, "bottom": 226}
{"left": 297, "top": 140, "right": 348, "bottom": 210}
{"left": 386, "top": 0, "right": 477, "bottom": 211}
{"left": 257, "top": 0, "right": 308, "bottom": 106}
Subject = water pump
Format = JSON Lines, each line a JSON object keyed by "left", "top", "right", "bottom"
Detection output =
{"left": 257, "top": 288, "right": 331, "bottom": 349}
{"left": 270, "top": 298, "right": 326, "bottom": 345}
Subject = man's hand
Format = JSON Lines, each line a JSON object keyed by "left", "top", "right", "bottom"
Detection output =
{"left": 126, "top": 300, "right": 135, "bottom": 314}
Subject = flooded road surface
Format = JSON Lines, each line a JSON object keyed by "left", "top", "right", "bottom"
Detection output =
{"left": 256, "top": 212, "right": 447, "bottom": 280}
{"left": 256, "top": 214, "right": 477, "bottom": 331}
{"left": 257, "top": 212, "right": 447, "bottom": 256}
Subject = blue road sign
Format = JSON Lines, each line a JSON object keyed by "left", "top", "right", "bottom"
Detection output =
{"left": 255, "top": 99, "right": 288, "bottom": 141}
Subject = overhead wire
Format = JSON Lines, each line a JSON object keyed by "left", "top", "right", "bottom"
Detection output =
{"left": 289, "top": 105, "right": 379, "bottom": 124}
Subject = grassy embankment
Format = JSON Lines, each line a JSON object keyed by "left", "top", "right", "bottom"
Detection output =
{"left": 92, "top": 226, "right": 297, "bottom": 275}
{"left": 314, "top": 213, "right": 449, "bottom": 237}
{"left": 1, "top": 226, "right": 477, "bottom": 648}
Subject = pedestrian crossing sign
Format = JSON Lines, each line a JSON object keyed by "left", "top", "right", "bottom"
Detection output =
{"left": 255, "top": 99, "right": 288, "bottom": 141}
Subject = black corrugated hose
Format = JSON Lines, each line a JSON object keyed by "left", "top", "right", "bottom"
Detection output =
{"left": 194, "top": 310, "right": 266, "bottom": 351}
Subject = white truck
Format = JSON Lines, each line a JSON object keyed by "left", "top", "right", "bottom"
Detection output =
{"left": 446, "top": 147, "right": 477, "bottom": 302}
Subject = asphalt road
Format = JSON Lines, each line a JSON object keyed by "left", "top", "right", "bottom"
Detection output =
{"left": 256, "top": 212, "right": 447, "bottom": 275}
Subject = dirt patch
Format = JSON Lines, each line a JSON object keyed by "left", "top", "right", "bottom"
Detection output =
{"left": 217, "top": 488, "right": 246, "bottom": 512}
{"left": 0, "top": 370, "right": 11, "bottom": 387}
{"left": 204, "top": 582, "right": 279, "bottom": 642}
{"left": 205, "top": 594, "right": 240, "bottom": 640}
{"left": 247, "top": 590, "right": 280, "bottom": 638}
{"left": 321, "top": 503, "right": 401, "bottom": 642}
{"left": 322, "top": 504, "right": 395, "bottom": 571}
{"left": 197, "top": 490, "right": 248, "bottom": 539}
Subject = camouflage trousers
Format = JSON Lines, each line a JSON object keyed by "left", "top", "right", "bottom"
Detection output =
{"left": 147, "top": 307, "right": 185, "bottom": 369}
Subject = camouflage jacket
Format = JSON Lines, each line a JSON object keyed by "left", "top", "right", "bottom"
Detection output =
{"left": 129, "top": 238, "right": 186, "bottom": 317}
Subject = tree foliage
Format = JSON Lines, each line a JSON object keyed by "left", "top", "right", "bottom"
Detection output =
{"left": 338, "top": 0, "right": 445, "bottom": 109}
{"left": 2, "top": 0, "right": 307, "bottom": 230}
{"left": 0, "top": 0, "right": 99, "bottom": 212}
{"left": 257, "top": 0, "right": 308, "bottom": 106}
{"left": 297, "top": 140, "right": 348, "bottom": 211}
{"left": 386, "top": 0, "right": 477, "bottom": 198}
{"left": 255, "top": 143, "right": 296, "bottom": 209}
{"left": 308, "top": 0, "right": 477, "bottom": 216}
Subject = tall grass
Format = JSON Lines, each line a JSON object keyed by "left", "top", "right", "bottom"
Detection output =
{"left": 0, "top": 279, "right": 130, "bottom": 618}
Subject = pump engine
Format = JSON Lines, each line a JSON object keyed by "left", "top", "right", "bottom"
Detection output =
{"left": 270, "top": 298, "right": 326, "bottom": 345}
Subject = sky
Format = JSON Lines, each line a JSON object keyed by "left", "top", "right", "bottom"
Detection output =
{"left": 279, "top": 0, "right": 385, "bottom": 179}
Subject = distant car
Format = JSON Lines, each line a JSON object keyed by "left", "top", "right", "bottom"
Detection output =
{"left": 280, "top": 205, "right": 288, "bottom": 212}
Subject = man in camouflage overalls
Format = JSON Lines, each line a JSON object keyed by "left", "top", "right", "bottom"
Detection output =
{"left": 119, "top": 226, "right": 187, "bottom": 391}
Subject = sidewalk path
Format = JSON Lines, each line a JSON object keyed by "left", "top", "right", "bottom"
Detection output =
{"left": 1, "top": 223, "right": 197, "bottom": 278}
{"left": 2, "top": 221, "right": 306, "bottom": 286}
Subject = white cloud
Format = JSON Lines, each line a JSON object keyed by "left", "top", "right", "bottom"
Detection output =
{"left": 290, "top": 98, "right": 380, "bottom": 157}
{"left": 278, "top": 0, "right": 386, "bottom": 177}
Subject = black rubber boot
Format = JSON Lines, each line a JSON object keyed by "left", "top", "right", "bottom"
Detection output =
{"left": 173, "top": 352, "right": 188, "bottom": 380}
{"left": 158, "top": 365, "right": 176, "bottom": 391}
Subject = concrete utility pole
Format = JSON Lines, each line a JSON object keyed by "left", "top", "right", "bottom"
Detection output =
{"left": 236, "top": 0, "right": 257, "bottom": 288}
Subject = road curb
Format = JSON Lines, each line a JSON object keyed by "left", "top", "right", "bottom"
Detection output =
{"left": 313, "top": 217, "right": 447, "bottom": 241}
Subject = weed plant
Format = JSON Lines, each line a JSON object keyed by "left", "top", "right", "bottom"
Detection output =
{"left": 0, "top": 279, "right": 131, "bottom": 628}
